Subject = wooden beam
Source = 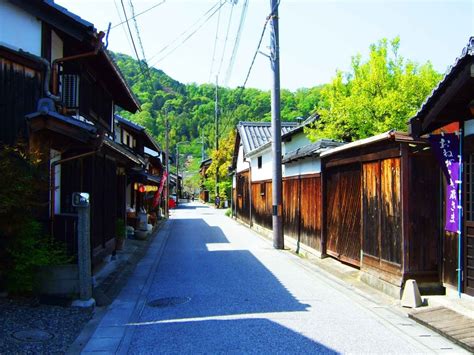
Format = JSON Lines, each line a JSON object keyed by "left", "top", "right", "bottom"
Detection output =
{"left": 421, "top": 63, "right": 474, "bottom": 133}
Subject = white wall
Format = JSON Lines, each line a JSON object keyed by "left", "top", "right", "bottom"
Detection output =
{"left": 250, "top": 149, "right": 272, "bottom": 182}
{"left": 283, "top": 131, "right": 311, "bottom": 155}
{"left": 51, "top": 30, "right": 63, "bottom": 61}
{"left": 236, "top": 144, "right": 250, "bottom": 173}
{"left": 0, "top": 0, "right": 42, "bottom": 56}
{"left": 284, "top": 157, "right": 321, "bottom": 177}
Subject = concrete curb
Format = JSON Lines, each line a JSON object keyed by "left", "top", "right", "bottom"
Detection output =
{"left": 67, "top": 219, "right": 170, "bottom": 354}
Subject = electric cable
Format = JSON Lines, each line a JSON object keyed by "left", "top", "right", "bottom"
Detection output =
{"left": 120, "top": 0, "right": 148, "bottom": 82}
{"left": 147, "top": 0, "right": 223, "bottom": 64}
{"left": 112, "top": 0, "right": 167, "bottom": 29}
{"left": 216, "top": 0, "right": 236, "bottom": 78}
{"left": 148, "top": 1, "right": 226, "bottom": 67}
{"left": 224, "top": 0, "right": 248, "bottom": 86}
{"left": 209, "top": 0, "right": 223, "bottom": 82}
{"left": 241, "top": 0, "right": 281, "bottom": 88}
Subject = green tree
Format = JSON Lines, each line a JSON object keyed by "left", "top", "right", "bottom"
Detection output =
{"left": 306, "top": 38, "right": 441, "bottom": 142}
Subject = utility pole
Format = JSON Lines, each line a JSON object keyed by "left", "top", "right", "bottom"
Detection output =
{"left": 176, "top": 141, "right": 189, "bottom": 205}
{"left": 201, "top": 130, "right": 205, "bottom": 162}
{"left": 269, "top": 0, "right": 283, "bottom": 249}
{"left": 215, "top": 75, "right": 219, "bottom": 199}
{"left": 164, "top": 114, "right": 170, "bottom": 219}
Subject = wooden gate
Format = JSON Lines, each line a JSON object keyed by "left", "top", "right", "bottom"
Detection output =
{"left": 236, "top": 170, "right": 251, "bottom": 225}
{"left": 325, "top": 164, "right": 361, "bottom": 266}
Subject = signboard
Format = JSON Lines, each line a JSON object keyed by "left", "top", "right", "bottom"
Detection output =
{"left": 429, "top": 133, "right": 461, "bottom": 233}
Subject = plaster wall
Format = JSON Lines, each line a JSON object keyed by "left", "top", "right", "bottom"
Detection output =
{"left": 0, "top": 1, "right": 42, "bottom": 55}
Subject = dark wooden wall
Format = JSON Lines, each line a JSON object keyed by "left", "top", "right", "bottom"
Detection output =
{"left": 407, "top": 151, "right": 440, "bottom": 279}
{"left": 251, "top": 181, "right": 272, "bottom": 230}
{"left": 362, "top": 158, "right": 402, "bottom": 265}
{"left": 0, "top": 56, "right": 42, "bottom": 145}
{"left": 236, "top": 170, "right": 251, "bottom": 225}
{"left": 325, "top": 164, "right": 361, "bottom": 266}
{"left": 57, "top": 153, "right": 117, "bottom": 262}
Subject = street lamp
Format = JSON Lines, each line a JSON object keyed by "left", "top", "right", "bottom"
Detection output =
{"left": 176, "top": 141, "right": 189, "bottom": 204}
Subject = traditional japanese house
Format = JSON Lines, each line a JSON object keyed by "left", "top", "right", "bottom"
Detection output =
{"left": 231, "top": 121, "right": 297, "bottom": 226}
{"left": 0, "top": 1, "right": 141, "bottom": 264}
{"left": 321, "top": 131, "right": 441, "bottom": 298}
{"left": 113, "top": 115, "right": 163, "bottom": 227}
{"left": 409, "top": 37, "right": 474, "bottom": 297}
{"left": 281, "top": 120, "right": 342, "bottom": 256}
{"left": 199, "top": 158, "right": 212, "bottom": 202}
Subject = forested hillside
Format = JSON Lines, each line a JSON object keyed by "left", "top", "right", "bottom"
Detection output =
{"left": 112, "top": 52, "right": 323, "bottom": 157}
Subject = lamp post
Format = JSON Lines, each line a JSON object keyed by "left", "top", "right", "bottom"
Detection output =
{"left": 176, "top": 141, "right": 189, "bottom": 204}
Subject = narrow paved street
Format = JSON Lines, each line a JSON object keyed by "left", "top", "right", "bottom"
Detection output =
{"left": 82, "top": 202, "right": 466, "bottom": 354}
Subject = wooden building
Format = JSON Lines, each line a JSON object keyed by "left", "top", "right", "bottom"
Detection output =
{"left": 409, "top": 37, "right": 474, "bottom": 297}
{"left": 231, "top": 121, "right": 298, "bottom": 226}
{"left": 321, "top": 131, "right": 441, "bottom": 297}
{"left": 0, "top": 1, "right": 156, "bottom": 266}
{"left": 199, "top": 158, "right": 212, "bottom": 202}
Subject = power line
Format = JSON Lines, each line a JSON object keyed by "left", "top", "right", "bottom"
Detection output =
{"left": 242, "top": 20, "right": 269, "bottom": 88}
{"left": 120, "top": 0, "right": 147, "bottom": 80}
{"left": 147, "top": 0, "right": 222, "bottom": 64}
{"left": 224, "top": 0, "right": 249, "bottom": 86}
{"left": 113, "top": 0, "right": 135, "bottom": 54}
{"left": 216, "top": 1, "right": 236, "bottom": 77}
{"left": 241, "top": 0, "right": 281, "bottom": 88}
{"left": 111, "top": 0, "right": 166, "bottom": 29}
{"left": 128, "top": 0, "right": 153, "bottom": 88}
{"left": 209, "top": 0, "right": 223, "bottom": 82}
{"left": 148, "top": 1, "right": 226, "bottom": 67}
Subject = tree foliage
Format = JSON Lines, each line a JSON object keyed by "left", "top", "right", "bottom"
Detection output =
{"left": 306, "top": 38, "right": 441, "bottom": 142}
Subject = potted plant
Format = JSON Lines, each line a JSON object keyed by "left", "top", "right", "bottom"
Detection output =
{"left": 115, "top": 218, "right": 126, "bottom": 250}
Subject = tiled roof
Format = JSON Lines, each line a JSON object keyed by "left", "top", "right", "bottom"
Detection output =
{"left": 44, "top": 0, "right": 95, "bottom": 30}
{"left": 410, "top": 37, "right": 474, "bottom": 129}
{"left": 282, "top": 114, "right": 319, "bottom": 141}
{"left": 237, "top": 121, "right": 298, "bottom": 156}
{"left": 282, "top": 139, "right": 343, "bottom": 164}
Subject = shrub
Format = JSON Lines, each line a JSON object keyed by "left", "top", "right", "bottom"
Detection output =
{"left": 6, "top": 218, "right": 72, "bottom": 294}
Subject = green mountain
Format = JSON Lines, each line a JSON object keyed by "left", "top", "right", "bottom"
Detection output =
{"left": 111, "top": 52, "right": 323, "bottom": 158}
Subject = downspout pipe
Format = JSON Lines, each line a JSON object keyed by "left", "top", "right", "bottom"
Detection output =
{"left": 51, "top": 31, "right": 105, "bottom": 95}
{"left": 38, "top": 57, "right": 61, "bottom": 102}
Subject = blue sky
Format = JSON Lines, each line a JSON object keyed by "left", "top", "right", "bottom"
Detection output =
{"left": 57, "top": 0, "right": 473, "bottom": 91}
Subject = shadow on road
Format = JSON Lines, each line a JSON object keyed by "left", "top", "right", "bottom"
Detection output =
{"left": 126, "top": 216, "right": 334, "bottom": 352}
{"left": 128, "top": 318, "right": 338, "bottom": 354}
{"left": 139, "top": 217, "right": 310, "bottom": 318}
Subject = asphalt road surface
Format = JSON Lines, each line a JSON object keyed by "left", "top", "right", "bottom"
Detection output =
{"left": 82, "top": 202, "right": 466, "bottom": 354}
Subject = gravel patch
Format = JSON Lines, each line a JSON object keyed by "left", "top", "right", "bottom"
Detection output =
{"left": 0, "top": 298, "right": 92, "bottom": 354}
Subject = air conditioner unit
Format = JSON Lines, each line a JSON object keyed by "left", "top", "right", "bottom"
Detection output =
{"left": 60, "top": 74, "right": 80, "bottom": 108}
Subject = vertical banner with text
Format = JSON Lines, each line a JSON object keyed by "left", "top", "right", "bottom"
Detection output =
{"left": 153, "top": 171, "right": 168, "bottom": 208}
{"left": 429, "top": 133, "right": 461, "bottom": 233}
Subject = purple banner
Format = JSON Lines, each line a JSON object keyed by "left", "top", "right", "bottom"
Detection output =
{"left": 429, "top": 134, "right": 460, "bottom": 233}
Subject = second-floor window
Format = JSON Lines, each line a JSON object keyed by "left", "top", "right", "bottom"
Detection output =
{"left": 258, "top": 156, "right": 262, "bottom": 169}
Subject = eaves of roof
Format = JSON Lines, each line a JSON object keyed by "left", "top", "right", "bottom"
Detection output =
{"left": 103, "top": 138, "right": 146, "bottom": 166}
{"left": 409, "top": 37, "right": 474, "bottom": 134}
{"left": 320, "top": 130, "right": 427, "bottom": 158}
{"left": 282, "top": 139, "right": 343, "bottom": 164}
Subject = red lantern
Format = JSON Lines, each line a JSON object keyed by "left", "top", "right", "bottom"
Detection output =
{"left": 138, "top": 184, "right": 145, "bottom": 193}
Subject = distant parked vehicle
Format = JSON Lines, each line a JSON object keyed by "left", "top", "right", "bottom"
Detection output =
{"left": 169, "top": 194, "right": 177, "bottom": 209}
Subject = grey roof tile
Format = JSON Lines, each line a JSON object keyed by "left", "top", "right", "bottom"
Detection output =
{"left": 237, "top": 121, "right": 298, "bottom": 155}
